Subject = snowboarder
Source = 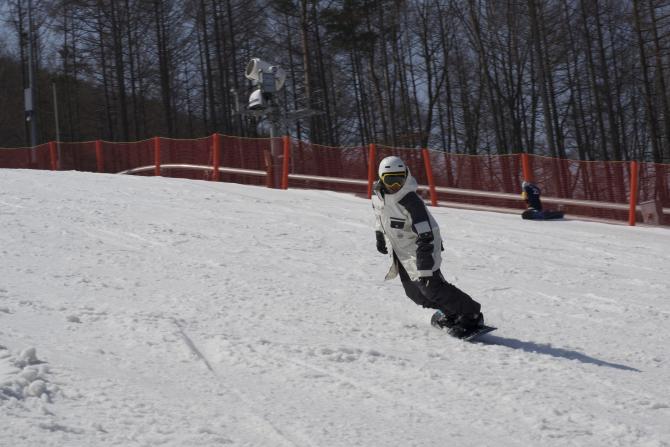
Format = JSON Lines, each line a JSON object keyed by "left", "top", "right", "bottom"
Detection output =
{"left": 522, "top": 180, "right": 543, "bottom": 212}
{"left": 521, "top": 180, "right": 564, "bottom": 220}
{"left": 372, "top": 156, "right": 484, "bottom": 338}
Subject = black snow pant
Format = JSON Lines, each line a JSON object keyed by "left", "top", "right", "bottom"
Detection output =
{"left": 396, "top": 256, "right": 481, "bottom": 317}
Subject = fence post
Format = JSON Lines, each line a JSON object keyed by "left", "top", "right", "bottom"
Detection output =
{"left": 422, "top": 148, "right": 438, "bottom": 206}
{"left": 282, "top": 136, "right": 291, "bottom": 189}
{"left": 212, "top": 133, "right": 220, "bottom": 181}
{"left": 95, "top": 140, "right": 104, "bottom": 173}
{"left": 48, "top": 141, "right": 57, "bottom": 171}
{"left": 367, "top": 143, "right": 376, "bottom": 198}
{"left": 154, "top": 136, "right": 161, "bottom": 177}
{"left": 521, "top": 152, "right": 533, "bottom": 182}
{"left": 628, "top": 160, "right": 639, "bottom": 226}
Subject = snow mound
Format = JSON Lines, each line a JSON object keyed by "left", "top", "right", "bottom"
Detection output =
{"left": 0, "top": 346, "right": 58, "bottom": 402}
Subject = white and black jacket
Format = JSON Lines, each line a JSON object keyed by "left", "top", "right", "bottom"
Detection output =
{"left": 372, "top": 173, "right": 443, "bottom": 281}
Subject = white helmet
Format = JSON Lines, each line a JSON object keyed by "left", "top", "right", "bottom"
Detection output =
{"left": 378, "top": 156, "right": 407, "bottom": 178}
{"left": 378, "top": 156, "right": 408, "bottom": 192}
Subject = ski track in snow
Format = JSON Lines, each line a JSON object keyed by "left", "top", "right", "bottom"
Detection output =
{"left": 0, "top": 169, "right": 669, "bottom": 447}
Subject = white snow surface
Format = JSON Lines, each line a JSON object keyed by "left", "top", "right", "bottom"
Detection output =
{"left": 1, "top": 169, "right": 669, "bottom": 447}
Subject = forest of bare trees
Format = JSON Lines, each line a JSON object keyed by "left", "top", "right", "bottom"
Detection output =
{"left": 1, "top": 0, "right": 670, "bottom": 162}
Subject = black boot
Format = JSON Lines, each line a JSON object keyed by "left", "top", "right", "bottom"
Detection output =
{"left": 431, "top": 310, "right": 458, "bottom": 329}
{"left": 447, "top": 313, "right": 484, "bottom": 338}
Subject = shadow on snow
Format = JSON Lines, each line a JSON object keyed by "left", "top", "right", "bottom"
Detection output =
{"left": 480, "top": 334, "right": 641, "bottom": 372}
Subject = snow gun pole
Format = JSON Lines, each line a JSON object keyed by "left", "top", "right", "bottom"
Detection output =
{"left": 628, "top": 160, "right": 639, "bottom": 226}
{"left": 422, "top": 148, "right": 437, "bottom": 206}
{"left": 154, "top": 137, "right": 161, "bottom": 177}
{"left": 367, "top": 143, "right": 376, "bottom": 199}
{"left": 212, "top": 133, "right": 221, "bottom": 182}
{"left": 269, "top": 110, "right": 283, "bottom": 188}
{"left": 282, "top": 135, "right": 290, "bottom": 189}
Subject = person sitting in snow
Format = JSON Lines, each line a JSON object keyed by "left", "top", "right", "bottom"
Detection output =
{"left": 522, "top": 180, "right": 543, "bottom": 214}
{"left": 371, "top": 156, "right": 484, "bottom": 338}
{"left": 521, "top": 180, "right": 564, "bottom": 220}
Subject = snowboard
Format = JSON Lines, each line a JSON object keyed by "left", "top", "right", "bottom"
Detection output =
{"left": 521, "top": 209, "right": 565, "bottom": 220}
{"left": 430, "top": 310, "right": 497, "bottom": 342}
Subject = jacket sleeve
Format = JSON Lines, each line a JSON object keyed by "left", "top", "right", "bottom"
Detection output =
{"left": 398, "top": 192, "right": 435, "bottom": 276}
{"left": 372, "top": 196, "right": 384, "bottom": 232}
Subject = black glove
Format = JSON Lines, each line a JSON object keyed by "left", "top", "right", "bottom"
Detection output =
{"left": 375, "top": 231, "right": 387, "bottom": 254}
{"left": 419, "top": 276, "right": 431, "bottom": 287}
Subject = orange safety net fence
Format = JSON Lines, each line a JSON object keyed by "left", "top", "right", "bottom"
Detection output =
{"left": 59, "top": 141, "right": 97, "bottom": 172}
{"left": 2, "top": 135, "right": 669, "bottom": 225}
{"left": 160, "top": 137, "right": 211, "bottom": 180}
{"left": 287, "top": 141, "right": 368, "bottom": 194}
{"left": 0, "top": 144, "right": 51, "bottom": 169}
{"left": 424, "top": 151, "right": 524, "bottom": 209}
{"left": 639, "top": 162, "right": 670, "bottom": 206}
{"left": 528, "top": 156, "right": 631, "bottom": 221}
{"left": 219, "top": 136, "right": 271, "bottom": 187}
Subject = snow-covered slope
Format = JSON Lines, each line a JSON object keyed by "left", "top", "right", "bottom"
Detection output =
{"left": 1, "top": 169, "right": 668, "bottom": 447}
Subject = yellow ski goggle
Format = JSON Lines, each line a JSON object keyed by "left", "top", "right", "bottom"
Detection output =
{"left": 381, "top": 172, "right": 407, "bottom": 189}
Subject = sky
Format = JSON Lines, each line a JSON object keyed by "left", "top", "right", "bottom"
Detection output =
{"left": 1, "top": 169, "right": 669, "bottom": 447}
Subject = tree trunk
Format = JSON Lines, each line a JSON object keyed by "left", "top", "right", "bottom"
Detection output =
{"left": 110, "top": 1, "right": 130, "bottom": 141}
{"left": 632, "top": 0, "right": 662, "bottom": 162}
{"left": 528, "top": 0, "right": 557, "bottom": 158}
{"left": 199, "top": 0, "right": 218, "bottom": 132}
{"left": 153, "top": 0, "right": 175, "bottom": 137}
